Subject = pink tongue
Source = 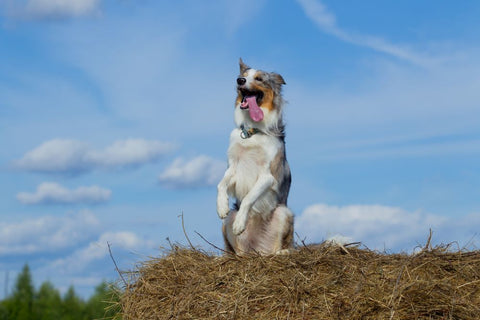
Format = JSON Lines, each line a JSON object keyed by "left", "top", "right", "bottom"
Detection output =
{"left": 243, "top": 96, "right": 264, "bottom": 122}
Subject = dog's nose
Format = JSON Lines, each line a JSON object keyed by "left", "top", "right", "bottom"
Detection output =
{"left": 237, "top": 77, "right": 246, "bottom": 85}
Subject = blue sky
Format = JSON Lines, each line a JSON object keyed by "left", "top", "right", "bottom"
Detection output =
{"left": 1, "top": 0, "right": 480, "bottom": 298}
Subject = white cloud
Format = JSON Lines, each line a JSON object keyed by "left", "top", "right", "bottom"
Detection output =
{"left": 86, "top": 139, "right": 173, "bottom": 167}
{"left": 14, "top": 138, "right": 176, "bottom": 174}
{"left": 17, "top": 182, "right": 111, "bottom": 205}
{"left": 296, "top": 203, "right": 448, "bottom": 250}
{"left": 0, "top": 211, "right": 100, "bottom": 255}
{"left": 15, "top": 139, "right": 90, "bottom": 173}
{"left": 296, "top": 0, "right": 438, "bottom": 67}
{"left": 158, "top": 155, "right": 226, "bottom": 188}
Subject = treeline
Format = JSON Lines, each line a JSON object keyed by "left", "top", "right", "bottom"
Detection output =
{"left": 0, "top": 264, "right": 120, "bottom": 320}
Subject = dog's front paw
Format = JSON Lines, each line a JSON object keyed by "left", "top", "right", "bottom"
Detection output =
{"left": 232, "top": 213, "right": 247, "bottom": 235}
{"left": 217, "top": 206, "right": 229, "bottom": 219}
{"left": 217, "top": 196, "right": 230, "bottom": 219}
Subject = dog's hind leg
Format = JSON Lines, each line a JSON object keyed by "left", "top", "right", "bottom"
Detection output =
{"left": 222, "top": 216, "right": 236, "bottom": 254}
{"left": 270, "top": 205, "right": 294, "bottom": 254}
{"left": 222, "top": 210, "right": 239, "bottom": 254}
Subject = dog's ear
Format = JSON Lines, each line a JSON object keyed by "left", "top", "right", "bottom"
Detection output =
{"left": 271, "top": 72, "right": 286, "bottom": 85}
{"left": 239, "top": 58, "right": 250, "bottom": 74}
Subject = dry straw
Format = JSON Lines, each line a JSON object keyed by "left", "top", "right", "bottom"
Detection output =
{"left": 118, "top": 238, "right": 480, "bottom": 320}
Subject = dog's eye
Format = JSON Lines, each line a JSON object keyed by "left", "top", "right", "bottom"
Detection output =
{"left": 255, "top": 76, "right": 263, "bottom": 82}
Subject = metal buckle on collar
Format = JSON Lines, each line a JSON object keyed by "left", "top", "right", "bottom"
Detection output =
{"left": 240, "top": 124, "right": 258, "bottom": 139}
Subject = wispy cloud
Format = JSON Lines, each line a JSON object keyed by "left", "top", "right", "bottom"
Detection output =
{"left": 17, "top": 182, "right": 111, "bottom": 205}
{"left": 0, "top": 211, "right": 100, "bottom": 255}
{"left": 45, "top": 231, "right": 153, "bottom": 274}
{"left": 2, "top": 0, "right": 102, "bottom": 20}
{"left": 31, "top": 229, "right": 155, "bottom": 296}
{"left": 296, "top": 0, "right": 438, "bottom": 67}
{"left": 158, "top": 155, "right": 226, "bottom": 189}
{"left": 222, "top": 0, "right": 267, "bottom": 35}
{"left": 288, "top": 53, "right": 480, "bottom": 161}
{"left": 296, "top": 203, "right": 480, "bottom": 251}
{"left": 310, "top": 136, "right": 480, "bottom": 161}
{"left": 14, "top": 139, "right": 176, "bottom": 174}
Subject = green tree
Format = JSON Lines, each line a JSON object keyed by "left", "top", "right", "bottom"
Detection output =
{"left": 34, "top": 281, "right": 62, "bottom": 320}
{"left": 0, "top": 265, "right": 122, "bottom": 320}
{"left": 85, "top": 281, "right": 121, "bottom": 319}
{"left": 9, "top": 264, "right": 35, "bottom": 320}
{"left": 62, "top": 285, "right": 85, "bottom": 320}
{"left": 0, "top": 299, "right": 9, "bottom": 320}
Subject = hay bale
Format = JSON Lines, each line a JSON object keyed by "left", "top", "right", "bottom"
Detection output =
{"left": 119, "top": 243, "right": 480, "bottom": 319}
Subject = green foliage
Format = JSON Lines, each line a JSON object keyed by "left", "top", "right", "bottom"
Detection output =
{"left": 10, "top": 264, "right": 35, "bottom": 320}
{"left": 35, "top": 281, "right": 62, "bottom": 320}
{"left": 0, "top": 300, "right": 9, "bottom": 320}
{"left": 85, "top": 282, "right": 121, "bottom": 319}
{"left": 1, "top": 264, "right": 121, "bottom": 320}
{"left": 62, "top": 286, "right": 85, "bottom": 320}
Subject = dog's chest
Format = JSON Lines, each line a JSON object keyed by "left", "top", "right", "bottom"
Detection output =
{"left": 228, "top": 131, "right": 277, "bottom": 199}
{"left": 229, "top": 140, "right": 267, "bottom": 178}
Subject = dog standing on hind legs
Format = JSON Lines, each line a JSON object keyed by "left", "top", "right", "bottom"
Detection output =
{"left": 217, "top": 59, "right": 294, "bottom": 255}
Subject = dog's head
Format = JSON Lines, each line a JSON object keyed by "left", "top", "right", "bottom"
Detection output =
{"left": 235, "top": 58, "right": 286, "bottom": 124}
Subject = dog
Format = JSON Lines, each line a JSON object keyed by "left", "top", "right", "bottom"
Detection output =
{"left": 217, "top": 59, "right": 294, "bottom": 255}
